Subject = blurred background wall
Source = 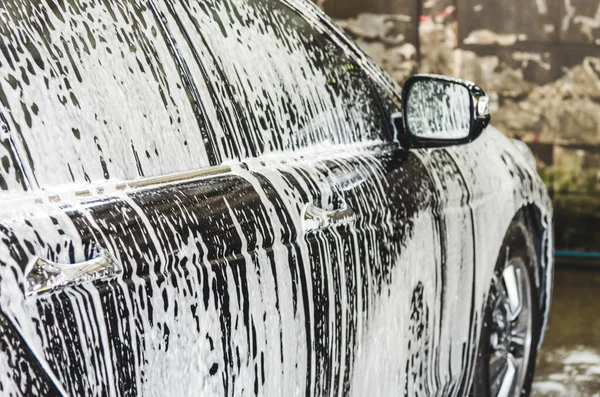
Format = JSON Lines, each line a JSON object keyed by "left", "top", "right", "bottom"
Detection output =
{"left": 316, "top": 0, "right": 600, "bottom": 253}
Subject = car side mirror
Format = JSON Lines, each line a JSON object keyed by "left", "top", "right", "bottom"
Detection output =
{"left": 398, "top": 74, "right": 491, "bottom": 149}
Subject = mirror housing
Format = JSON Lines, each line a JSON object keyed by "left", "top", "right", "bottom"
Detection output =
{"left": 398, "top": 74, "right": 491, "bottom": 149}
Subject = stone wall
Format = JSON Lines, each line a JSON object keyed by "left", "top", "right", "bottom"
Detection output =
{"left": 317, "top": 0, "right": 600, "bottom": 252}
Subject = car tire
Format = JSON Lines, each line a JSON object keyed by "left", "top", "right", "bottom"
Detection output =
{"left": 471, "top": 220, "right": 542, "bottom": 397}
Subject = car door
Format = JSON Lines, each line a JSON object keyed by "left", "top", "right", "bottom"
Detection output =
{"left": 158, "top": 0, "right": 479, "bottom": 395}
{"left": 0, "top": 1, "right": 307, "bottom": 395}
{"left": 229, "top": 135, "right": 478, "bottom": 397}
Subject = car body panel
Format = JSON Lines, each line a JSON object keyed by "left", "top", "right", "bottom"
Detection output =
{"left": 0, "top": 129, "right": 551, "bottom": 396}
{"left": 0, "top": 0, "right": 552, "bottom": 396}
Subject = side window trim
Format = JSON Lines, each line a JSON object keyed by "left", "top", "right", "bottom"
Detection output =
{"left": 157, "top": 0, "right": 260, "bottom": 161}
{"left": 148, "top": 0, "right": 221, "bottom": 166}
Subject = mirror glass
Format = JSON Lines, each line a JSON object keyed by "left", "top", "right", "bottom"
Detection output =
{"left": 405, "top": 79, "right": 472, "bottom": 140}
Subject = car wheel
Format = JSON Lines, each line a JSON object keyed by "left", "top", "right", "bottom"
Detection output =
{"left": 471, "top": 220, "right": 542, "bottom": 397}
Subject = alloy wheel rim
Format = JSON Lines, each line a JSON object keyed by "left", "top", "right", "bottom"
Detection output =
{"left": 488, "top": 258, "right": 533, "bottom": 397}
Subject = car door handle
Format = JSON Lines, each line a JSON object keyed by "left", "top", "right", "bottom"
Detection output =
{"left": 302, "top": 198, "right": 355, "bottom": 232}
{"left": 24, "top": 247, "right": 121, "bottom": 297}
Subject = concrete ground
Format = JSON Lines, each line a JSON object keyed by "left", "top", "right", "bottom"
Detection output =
{"left": 531, "top": 265, "right": 600, "bottom": 396}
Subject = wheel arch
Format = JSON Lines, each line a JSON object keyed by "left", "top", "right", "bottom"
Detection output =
{"left": 469, "top": 203, "right": 553, "bottom": 396}
{"left": 510, "top": 203, "right": 554, "bottom": 348}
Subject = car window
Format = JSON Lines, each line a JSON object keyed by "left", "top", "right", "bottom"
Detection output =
{"left": 0, "top": 0, "right": 212, "bottom": 191}
{"left": 165, "top": 0, "right": 388, "bottom": 161}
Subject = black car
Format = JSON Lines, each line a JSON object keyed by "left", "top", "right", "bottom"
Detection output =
{"left": 0, "top": 0, "right": 553, "bottom": 396}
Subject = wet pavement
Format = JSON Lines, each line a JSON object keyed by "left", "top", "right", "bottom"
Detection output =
{"left": 532, "top": 265, "right": 600, "bottom": 397}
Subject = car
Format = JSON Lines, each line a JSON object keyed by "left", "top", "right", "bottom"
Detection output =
{"left": 0, "top": 0, "right": 553, "bottom": 396}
